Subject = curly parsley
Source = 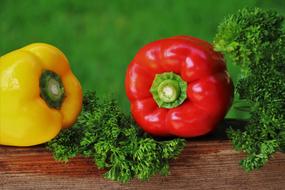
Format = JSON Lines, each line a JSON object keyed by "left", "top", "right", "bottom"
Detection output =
{"left": 214, "top": 7, "right": 285, "bottom": 171}
{"left": 47, "top": 92, "right": 185, "bottom": 182}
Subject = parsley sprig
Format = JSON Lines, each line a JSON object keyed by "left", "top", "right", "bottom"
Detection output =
{"left": 214, "top": 8, "right": 285, "bottom": 171}
{"left": 47, "top": 92, "right": 185, "bottom": 182}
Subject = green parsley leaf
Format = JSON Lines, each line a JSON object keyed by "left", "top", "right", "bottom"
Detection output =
{"left": 47, "top": 92, "right": 186, "bottom": 183}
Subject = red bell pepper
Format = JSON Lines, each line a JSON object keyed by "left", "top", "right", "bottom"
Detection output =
{"left": 125, "top": 36, "right": 233, "bottom": 137}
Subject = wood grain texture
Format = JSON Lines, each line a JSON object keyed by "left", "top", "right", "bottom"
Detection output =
{"left": 1, "top": 140, "right": 285, "bottom": 190}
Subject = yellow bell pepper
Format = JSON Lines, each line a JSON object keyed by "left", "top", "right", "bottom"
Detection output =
{"left": 0, "top": 43, "right": 82, "bottom": 146}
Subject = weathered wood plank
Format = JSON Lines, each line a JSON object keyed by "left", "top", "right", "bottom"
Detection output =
{"left": 1, "top": 140, "right": 285, "bottom": 190}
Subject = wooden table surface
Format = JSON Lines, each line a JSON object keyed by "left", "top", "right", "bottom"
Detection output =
{"left": 1, "top": 121, "right": 285, "bottom": 190}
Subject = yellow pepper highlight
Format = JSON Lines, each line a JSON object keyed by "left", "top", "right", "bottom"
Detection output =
{"left": 0, "top": 43, "right": 82, "bottom": 146}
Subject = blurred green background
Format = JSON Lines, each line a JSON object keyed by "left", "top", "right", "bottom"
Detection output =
{"left": 1, "top": 0, "right": 284, "bottom": 118}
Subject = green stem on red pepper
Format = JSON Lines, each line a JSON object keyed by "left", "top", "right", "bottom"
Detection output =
{"left": 150, "top": 72, "right": 187, "bottom": 108}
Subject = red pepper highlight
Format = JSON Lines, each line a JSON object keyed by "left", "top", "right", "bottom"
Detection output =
{"left": 125, "top": 36, "right": 233, "bottom": 137}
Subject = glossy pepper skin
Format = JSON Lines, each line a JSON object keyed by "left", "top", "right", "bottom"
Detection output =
{"left": 125, "top": 36, "right": 233, "bottom": 137}
{"left": 0, "top": 43, "right": 82, "bottom": 146}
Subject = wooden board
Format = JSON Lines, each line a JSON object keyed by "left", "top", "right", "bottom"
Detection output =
{"left": 1, "top": 140, "right": 285, "bottom": 190}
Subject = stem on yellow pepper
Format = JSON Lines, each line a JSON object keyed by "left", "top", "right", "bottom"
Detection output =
{"left": 40, "top": 70, "right": 65, "bottom": 109}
